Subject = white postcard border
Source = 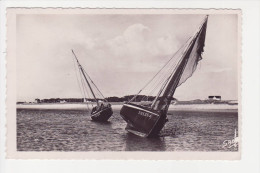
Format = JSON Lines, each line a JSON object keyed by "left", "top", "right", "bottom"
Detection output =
{"left": 6, "top": 8, "right": 242, "bottom": 160}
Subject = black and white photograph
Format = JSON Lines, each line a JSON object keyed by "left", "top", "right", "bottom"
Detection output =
{"left": 6, "top": 8, "right": 241, "bottom": 159}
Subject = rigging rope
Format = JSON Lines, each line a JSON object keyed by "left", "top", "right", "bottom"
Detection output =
{"left": 145, "top": 56, "right": 179, "bottom": 96}
{"left": 139, "top": 40, "right": 189, "bottom": 103}
{"left": 72, "top": 56, "right": 85, "bottom": 99}
{"left": 129, "top": 36, "right": 193, "bottom": 104}
{"left": 78, "top": 67, "right": 92, "bottom": 110}
{"left": 72, "top": 55, "right": 92, "bottom": 110}
{"left": 82, "top": 68, "right": 108, "bottom": 102}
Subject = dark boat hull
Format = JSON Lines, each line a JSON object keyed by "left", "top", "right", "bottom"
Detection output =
{"left": 120, "top": 103, "right": 167, "bottom": 137}
{"left": 91, "top": 107, "right": 113, "bottom": 122}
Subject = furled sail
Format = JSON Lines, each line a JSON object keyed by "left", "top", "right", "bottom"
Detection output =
{"left": 152, "top": 16, "right": 208, "bottom": 112}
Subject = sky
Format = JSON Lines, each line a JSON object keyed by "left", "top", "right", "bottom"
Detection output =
{"left": 16, "top": 13, "right": 239, "bottom": 101}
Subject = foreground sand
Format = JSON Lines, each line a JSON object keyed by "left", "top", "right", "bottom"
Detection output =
{"left": 17, "top": 108, "right": 238, "bottom": 151}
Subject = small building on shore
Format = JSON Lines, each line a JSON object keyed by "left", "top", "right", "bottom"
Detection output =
{"left": 208, "top": 96, "right": 221, "bottom": 101}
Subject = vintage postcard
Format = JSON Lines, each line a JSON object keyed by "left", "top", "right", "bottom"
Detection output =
{"left": 6, "top": 8, "right": 241, "bottom": 159}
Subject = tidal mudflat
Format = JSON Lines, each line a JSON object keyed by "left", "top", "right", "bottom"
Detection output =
{"left": 17, "top": 105, "right": 238, "bottom": 152}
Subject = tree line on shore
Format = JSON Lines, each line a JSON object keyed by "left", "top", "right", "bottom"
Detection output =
{"left": 17, "top": 96, "right": 235, "bottom": 105}
{"left": 17, "top": 95, "right": 176, "bottom": 104}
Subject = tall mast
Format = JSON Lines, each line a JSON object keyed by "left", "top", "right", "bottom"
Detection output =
{"left": 72, "top": 50, "right": 99, "bottom": 106}
{"left": 152, "top": 16, "right": 208, "bottom": 112}
{"left": 154, "top": 36, "right": 197, "bottom": 111}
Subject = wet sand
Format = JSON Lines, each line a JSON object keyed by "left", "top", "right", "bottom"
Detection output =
{"left": 17, "top": 107, "right": 238, "bottom": 151}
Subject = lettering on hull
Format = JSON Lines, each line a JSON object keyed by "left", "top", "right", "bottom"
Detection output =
{"left": 138, "top": 111, "right": 152, "bottom": 119}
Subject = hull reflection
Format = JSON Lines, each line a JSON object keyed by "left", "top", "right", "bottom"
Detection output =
{"left": 124, "top": 133, "right": 166, "bottom": 151}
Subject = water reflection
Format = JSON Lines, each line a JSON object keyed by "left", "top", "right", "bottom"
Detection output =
{"left": 124, "top": 133, "right": 166, "bottom": 151}
{"left": 91, "top": 120, "right": 112, "bottom": 126}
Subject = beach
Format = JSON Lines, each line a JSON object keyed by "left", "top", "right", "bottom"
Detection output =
{"left": 17, "top": 103, "right": 238, "bottom": 112}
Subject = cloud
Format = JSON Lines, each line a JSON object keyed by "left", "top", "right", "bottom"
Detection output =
{"left": 157, "top": 34, "right": 180, "bottom": 55}
{"left": 104, "top": 23, "right": 181, "bottom": 72}
{"left": 203, "top": 64, "right": 233, "bottom": 73}
{"left": 123, "top": 23, "right": 150, "bottom": 43}
{"left": 106, "top": 24, "right": 150, "bottom": 56}
{"left": 209, "top": 68, "right": 232, "bottom": 73}
{"left": 85, "top": 38, "right": 96, "bottom": 49}
{"left": 16, "top": 14, "right": 238, "bottom": 100}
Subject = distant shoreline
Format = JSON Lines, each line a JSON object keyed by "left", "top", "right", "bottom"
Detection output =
{"left": 16, "top": 103, "right": 238, "bottom": 113}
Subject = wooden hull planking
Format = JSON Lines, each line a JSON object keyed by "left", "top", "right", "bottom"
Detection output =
{"left": 120, "top": 103, "right": 167, "bottom": 137}
{"left": 91, "top": 107, "right": 113, "bottom": 122}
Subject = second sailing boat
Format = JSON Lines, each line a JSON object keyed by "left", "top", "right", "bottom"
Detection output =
{"left": 72, "top": 50, "right": 113, "bottom": 121}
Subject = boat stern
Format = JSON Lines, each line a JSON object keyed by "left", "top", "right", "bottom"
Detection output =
{"left": 120, "top": 103, "right": 165, "bottom": 137}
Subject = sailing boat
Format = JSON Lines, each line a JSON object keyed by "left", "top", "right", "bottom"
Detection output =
{"left": 120, "top": 16, "right": 208, "bottom": 137}
{"left": 72, "top": 50, "right": 113, "bottom": 121}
